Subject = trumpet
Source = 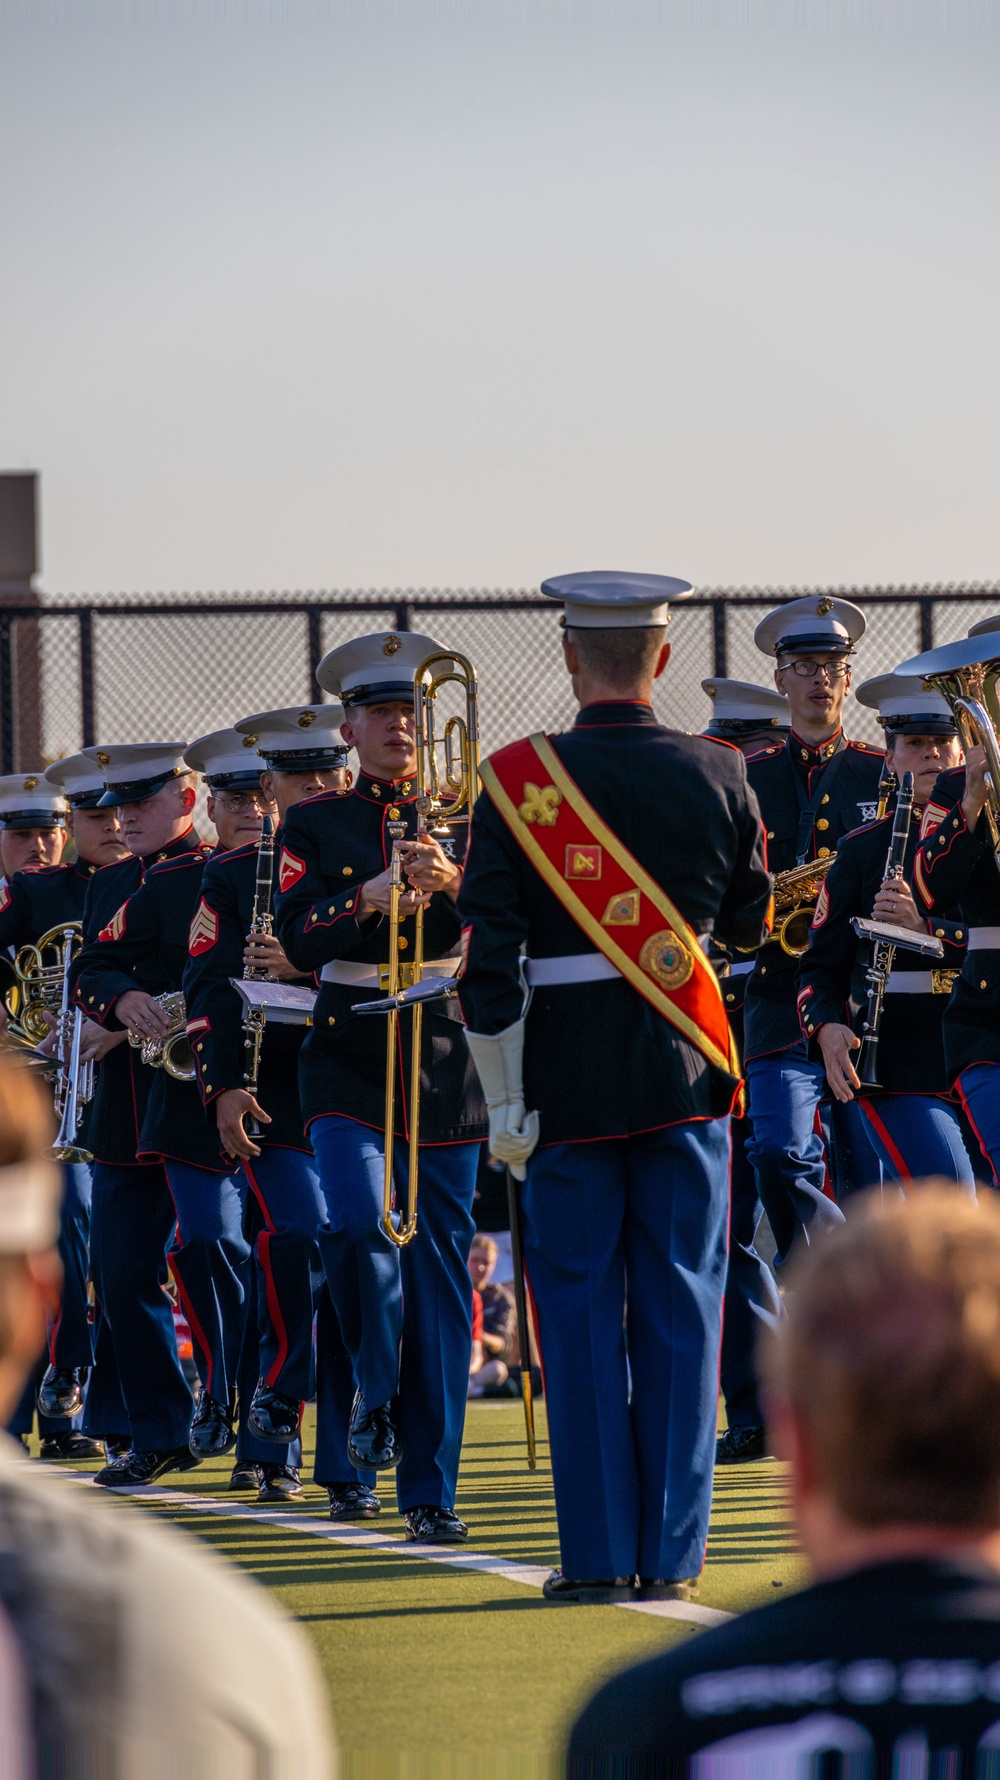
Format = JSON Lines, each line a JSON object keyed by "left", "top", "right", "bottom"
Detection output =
{"left": 127, "top": 990, "right": 196, "bottom": 1081}
{"left": 770, "top": 855, "right": 838, "bottom": 957}
{"left": 380, "top": 650, "right": 480, "bottom": 1251}
{"left": 51, "top": 926, "right": 94, "bottom": 1164}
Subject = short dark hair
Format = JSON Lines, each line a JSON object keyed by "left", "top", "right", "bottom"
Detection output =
{"left": 565, "top": 626, "right": 666, "bottom": 690}
{"left": 763, "top": 1186, "right": 1000, "bottom": 1528}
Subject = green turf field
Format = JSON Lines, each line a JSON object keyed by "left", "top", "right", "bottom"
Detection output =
{"left": 50, "top": 1402, "right": 804, "bottom": 1775}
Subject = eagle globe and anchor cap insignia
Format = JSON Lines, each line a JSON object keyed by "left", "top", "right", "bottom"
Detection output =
{"left": 297, "top": 711, "right": 316, "bottom": 728}
{"left": 639, "top": 930, "right": 695, "bottom": 991}
{"left": 382, "top": 636, "right": 403, "bottom": 656}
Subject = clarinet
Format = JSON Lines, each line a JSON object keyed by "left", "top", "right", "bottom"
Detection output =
{"left": 243, "top": 814, "right": 274, "bottom": 1136}
{"left": 856, "top": 771, "right": 914, "bottom": 1089}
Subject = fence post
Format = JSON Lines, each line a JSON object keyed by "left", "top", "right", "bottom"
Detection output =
{"left": 394, "top": 601, "right": 411, "bottom": 633}
{"left": 712, "top": 599, "right": 728, "bottom": 678}
{"left": 307, "top": 609, "right": 322, "bottom": 699}
{"left": 79, "top": 609, "right": 96, "bottom": 747}
{"left": 919, "top": 598, "right": 935, "bottom": 654}
{"left": 0, "top": 615, "right": 14, "bottom": 774}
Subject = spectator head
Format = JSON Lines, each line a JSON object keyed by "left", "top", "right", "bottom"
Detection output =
{"left": 0, "top": 1059, "right": 62, "bottom": 1421}
{"left": 762, "top": 1186, "right": 1000, "bottom": 1574}
{"left": 469, "top": 1237, "right": 498, "bottom": 1291}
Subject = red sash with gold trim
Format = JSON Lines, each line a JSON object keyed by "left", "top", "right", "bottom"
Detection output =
{"left": 479, "top": 733, "right": 741, "bottom": 1090}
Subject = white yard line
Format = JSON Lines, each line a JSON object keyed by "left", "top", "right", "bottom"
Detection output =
{"left": 65, "top": 1473, "right": 731, "bottom": 1628}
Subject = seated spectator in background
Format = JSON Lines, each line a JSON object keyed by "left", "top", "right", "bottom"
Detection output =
{"left": 468, "top": 1236, "right": 514, "bottom": 1397}
{"left": 0, "top": 1056, "right": 333, "bottom": 1774}
{"left": 568, "top": 1185, "right": 1000, "bottom": 1774}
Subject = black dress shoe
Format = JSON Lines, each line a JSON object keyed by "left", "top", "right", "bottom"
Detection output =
{"left": 542, "top": 1569, "right": 635, "bottom": 1604}
{"left": 347, "top": 1391, "right": 401, "bottom": 1471}
{"left": 93, "top": 1447, "right": 201, "bottom": 1488}
{"left": 247, "top": 1383, "right": 301, "bottom": 1444}
{"left": 403, "top": 1505, "right": 468, "bottom": 1544}
{"left": 104, "top": 1437, "right": 131, "bottom": 1462}
{"left": 38, "top": 1431, "right": 104, "bottom": 1461}
{"left": 37, "top": 1365, "right": 88, "bottom": 1419}
{"left": 228, "top": 1460, "right": 262, "bottom": 1491}
{"left": 716, "top": 1425, "right": 768, "bottom": 1465}
{"left": 636, "top": 1577, "right": 699, "bottom": 1602}
{"left": 188, "top": 1394, "right": 237, "bottom": 1458}
{"left": 327, "top": 1483, "right": 381, "bottom": 1521}
{"left": 257, "top": 1464, "right": 303, "bottom": 1503}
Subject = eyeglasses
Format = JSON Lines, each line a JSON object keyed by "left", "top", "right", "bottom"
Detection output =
{"left": 214, "top": 791, "right": 276, "bottom": 815}
{"left": 777, "top": 659, "right": 849, "bottom": 681}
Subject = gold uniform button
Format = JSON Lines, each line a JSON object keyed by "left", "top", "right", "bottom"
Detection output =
{"left": 817, "top": 818, "right": 829, "bottom": 831}
{"left": 725, "top": 993, "right": 735, "bottom": 1004}
{"left": 820, "top": 794, "right": 830, "bottom": 805}
{"left": 767, "top": 830, "right": 775, "bottom": 840}
{"left": 388, "top": 806, "right": 401, "bottom": 820}
{"left": 957, "top": 930, "right": 964, "bottom": 939}
{"left": 817, "top": 847, "right": 831, "bottom": 858}
{"left": 372, "top": 785, "right": 381, "bottom": 797}
{"left": 328, "top": 1016, "right": 336, "bottom": 1025}
{"left": 205, "top": 1084, "right": 212, "bottom": 1092}
{"left": 760, "top": 965, "right": 767, "bottom": 975}
{"left": 982, "top": 980, "right": 988, "bottom": 990}
{"left": 346, "top": 901, "right": 354, "bottom": 912}
{"left": 935, "top": 929, "right": 945, "bottom": 938}
{"left": 88, "top": 996, "right": 94, "bottom": 1004}
{"left": 342, "top": 867, "right": 353, "bottom": 876}
{"left": 398, "top": 936, "right": 408, "bottom": 950}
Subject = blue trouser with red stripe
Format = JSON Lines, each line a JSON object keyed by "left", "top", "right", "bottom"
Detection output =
{"left": 310, "top": 1115, "right": 478, "bottom": 1510}
{"left": 745, "top": 1041, "right": 844, "bottom": 1268}
{"left": 958, "top": 1064, "right": 1000, "bottom": 1189}
{"left": 240, "top": 1146, "right": 325, "bottom": 1402}
{"left": 844, "top": 1095, "right": 976, "bottom": 1196}
{"left": 163, "top": 1159, "right": 250, "bottom": 1408}
{"left": 524, "top": 1119, "right": 731, "bottom": 1584}
{"left": 89, "top": 1162, "right": 194, "bottom": 1453}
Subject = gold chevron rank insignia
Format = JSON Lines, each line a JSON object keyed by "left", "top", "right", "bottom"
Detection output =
{"left": 188, "top": 898, "right": 219, "bottom": 957}
{"left": 98, "top": 902, "right": 128, "bottom": 944}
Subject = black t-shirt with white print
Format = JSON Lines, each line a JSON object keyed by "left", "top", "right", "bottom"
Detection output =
{"left": 567, "top": 1558, "right": 1000, "bottom": 1777}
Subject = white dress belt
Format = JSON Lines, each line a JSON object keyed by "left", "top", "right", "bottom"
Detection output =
{"left": 320, "top": 958, "right": 460, "bottom": 986}
{"left": 967, "top": 928, "right": 1000, "bottom": 950}
{"left": 885, "top": 971, "right": 952, "bottom": 994}
{"left": 525, "top": 937, "right": 711, "bottom": 988}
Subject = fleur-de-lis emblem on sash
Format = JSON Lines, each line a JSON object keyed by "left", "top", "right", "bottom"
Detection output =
{"left": 518, "top": 783, "right": 562, "bottom": 827}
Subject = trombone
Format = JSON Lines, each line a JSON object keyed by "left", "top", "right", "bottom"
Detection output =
{"left": 377, "top": 650, "right": 480, "bottom": 1250}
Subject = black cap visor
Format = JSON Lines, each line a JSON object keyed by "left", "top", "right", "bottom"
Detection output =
{"left": 66, "top": 789, "right": 108, "bottom": 810}
{"left": 97, "top": 769, "right": 184, "bottom": 808}
{"left": 775, "top": 634, "right": 853, "bottom": 658}
{"left": 707, "top": 717, "right": 789, "bottom": 736}
{"left": 204, "top": 770, "right": 268, "bottom": 792}
{"left": 340, "top": 682, "right": 415, "bottom": 710}
{"left": 883, "top": 715, "right": 958, "bottom": 738}
{"left": 260, "top": 748, "right": 350, "bottom": 773}
{"left": 0, "top": 809, "right": 67, "bottom": 830}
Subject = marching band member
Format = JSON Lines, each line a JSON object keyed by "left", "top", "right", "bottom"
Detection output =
{"left": 275, "top": 634, "right": 487, "bottom": 1546}
{"left": 909, "top": 627, "right": 1000, "bottom": 1185}
{"left": 71, "top": 744, "right": 211, "bottom": 1484}
{"left": 700, "top": 683, "right": 789, "bottom": 1464}
{"left": 796, "top": 674, "right": 973, "bottom": 1191}
{"left": 743, "top": 597, "right": 884, "bottom": 1265}
{"left": 76, "top": 736, "right": 275, "bottom": 1483}
{"left": 185, "top": 707, "right": 376, "bottom": 1514}
{"left": 0, "top": 771, "right": 109, "bottom": 1459}
{"left": 457, "top": 572, "right": 771, "bottom": 1602}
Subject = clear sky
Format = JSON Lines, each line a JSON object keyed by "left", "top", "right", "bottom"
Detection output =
{"left": 2, "top": 1, "right": 999, "bottom": 594}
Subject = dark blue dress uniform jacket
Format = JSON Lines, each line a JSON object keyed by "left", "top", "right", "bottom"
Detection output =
{"left": 913, "top": 766, "right": 1000, "bottom": 1080}
{"left": 183, "top": 838, "right": 312, "bottom": 1154}
{"left": 795, "top": 813, "right": 966, "bottom": 1095}
{"left": 456, "top": 703, "right": 772, "bottom": 1145}
{"left": 743, "top": 731, "right": 885, "bottom": 1059}
{"left": 0, "top": 857, "right": 96, "bottom": 947}
{"left": 275, "top": 777, "right": 487, "bottom": 1143}
{"left": 72, "top": 831, "right": 212, "bottom": 1168}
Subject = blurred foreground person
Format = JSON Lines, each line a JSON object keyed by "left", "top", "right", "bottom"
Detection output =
{"left": 569, "top": 1186, "right": 1000, "bottom": 1773}
{"left": 0, "top": 1055, "right": 333, "bottom": 1775}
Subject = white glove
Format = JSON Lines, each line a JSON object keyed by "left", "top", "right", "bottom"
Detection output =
{"left": 464, "top": 1020, "right": 540, "bottom": 1183}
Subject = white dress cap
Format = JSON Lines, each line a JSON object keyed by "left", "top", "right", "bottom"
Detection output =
{"left": 45, "top": 752, "right": 114, "bottom": 809}
{"left": 233, "top": 704, "right": 348, "bottom": 768}
{"left": 967, "top": 614, "right": 1000, "bottom": 640}
{"left": 702, "top": 679, "right": 791, "bottom": 730}
{"left": 79, "top": 743, "right": 191, "bottom": 808}
{"left": 754, "top": 595, "right": 867, "bottom": 659}
{"left": 315, "top": 633, "right": 453, "bottom": 705}
{"left": 541, "top": 571, "right": 693, "bottom": 630}
{"left": 0, "top": 773, "right": 69, "bottom": 828}
{"left": 185, "top": 728, "right": 271, "bottom": 788}
{"left": 855, "top": 673, "right": 957, "bottom": 735}
{"left": 897, "top": 633, "right": 1000, "bottom": 679}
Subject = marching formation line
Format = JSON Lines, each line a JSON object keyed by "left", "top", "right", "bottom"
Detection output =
{"left": 64, "top": 1472, "right": 732, "bottom": 1628}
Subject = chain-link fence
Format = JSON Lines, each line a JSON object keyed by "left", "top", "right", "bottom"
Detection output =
{"left": 4, "top": 585, "right": 1000, "bottom": 782}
